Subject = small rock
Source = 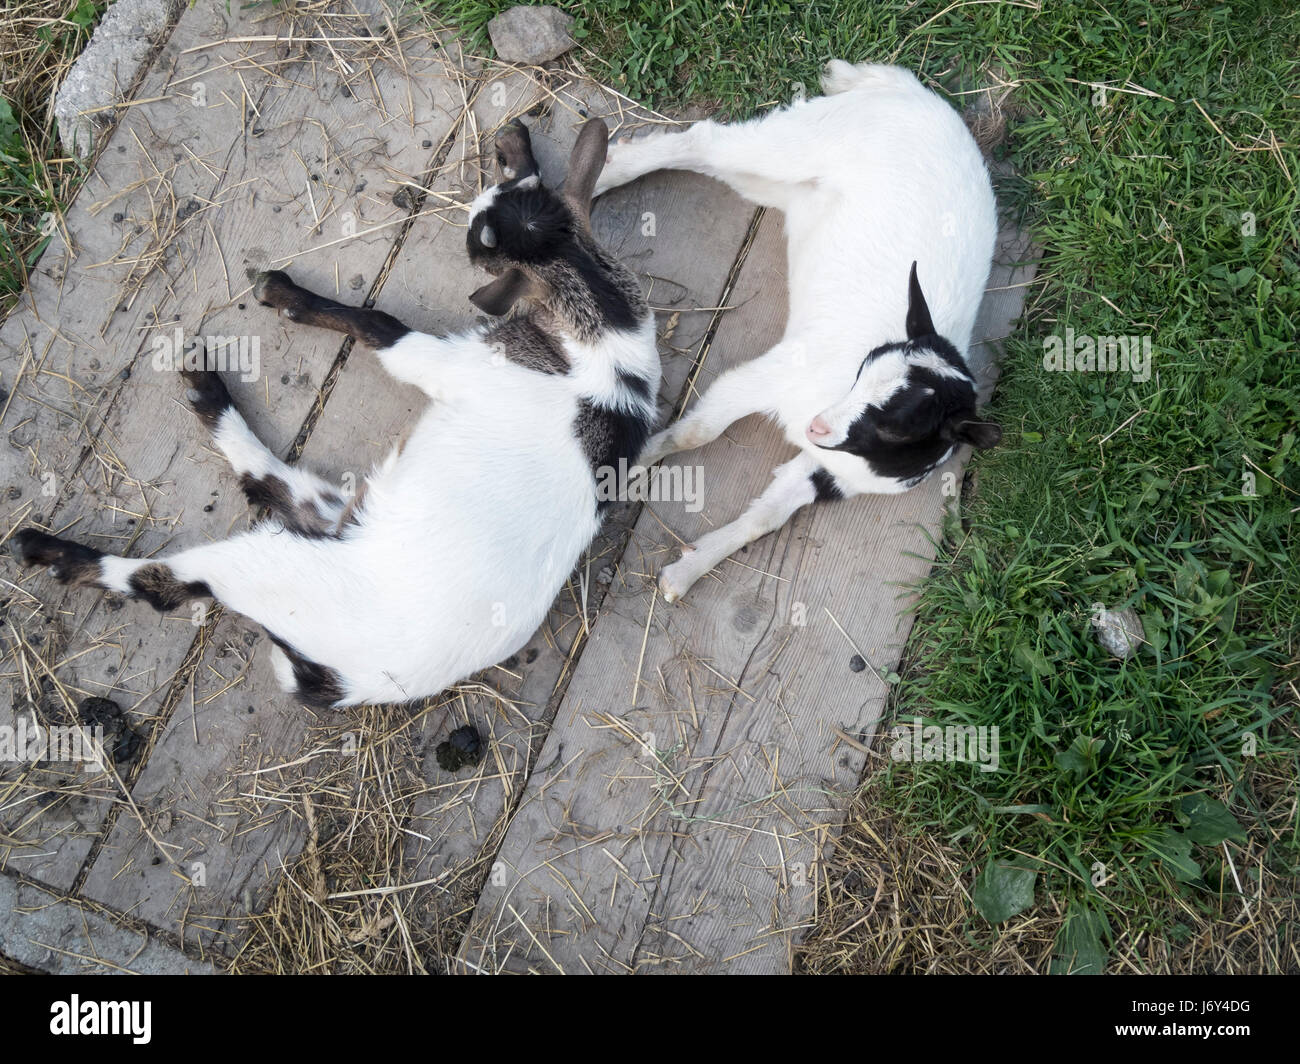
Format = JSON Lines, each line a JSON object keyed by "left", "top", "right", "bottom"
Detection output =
{"left": 848, "top": 654, "right": 866, "bottom": 673}
{"left": 436, "top": 725, "right": 484, "bottom": 772}
{"left": 487, "top": 5, "right": 576, "bottom": 65}
{"left": 54, "top": 0, "right": 183, "bottom": 160}
{"left": 1092, "top": 607, "right": 1145, "bottom": 659}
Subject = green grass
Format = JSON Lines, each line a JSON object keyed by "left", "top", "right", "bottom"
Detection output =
{"left": 1, "top": 0, "right": 104, "bottom": 312}
{"left": 438, "top": 0, "right": 1300, "bottom": 970}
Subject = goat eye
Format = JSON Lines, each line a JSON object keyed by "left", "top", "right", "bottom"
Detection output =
{"left": 496, "top": 151, "right": 507, "bottom": 168}
{"left": 479, "top": 224, "right": 497, "bottom": 248}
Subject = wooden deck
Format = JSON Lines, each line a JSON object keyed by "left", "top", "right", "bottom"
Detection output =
{"left": 0, "top": 1, "right": 1033, "bottom": 974}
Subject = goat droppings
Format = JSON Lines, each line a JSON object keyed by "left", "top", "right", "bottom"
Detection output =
{"left": 436, "top": 725, "right": 485, "bottom": 772}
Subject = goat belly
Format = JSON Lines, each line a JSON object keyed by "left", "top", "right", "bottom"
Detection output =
{"left": 297, "top": 476, "right": 596, "bottom": 705}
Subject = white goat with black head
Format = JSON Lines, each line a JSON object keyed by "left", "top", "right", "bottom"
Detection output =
{"left": 595, "top": 62, "right": 1002, "bottom": 601}
{"left": 16, "top": 118, "right": 659, "bottom": 708}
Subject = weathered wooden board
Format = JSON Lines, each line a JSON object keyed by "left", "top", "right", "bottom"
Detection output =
{"left": 458, "top": 204, "right": 1037, "bottom": 972}
{"left": 0, "top": 869, "right": 217, "bottom": 974}
{"left": 0, "top": 0, "right": 281, "bottom": 891}
{"left": 73, "top": 20, "right": 477, "bottom": 951}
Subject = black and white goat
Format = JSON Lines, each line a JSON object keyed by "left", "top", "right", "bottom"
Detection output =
{"left": 16, "top": 118, "right": 659, "bottom": 707}
{"left": 595, "top": 62, "right": 1002, "bottom": 601}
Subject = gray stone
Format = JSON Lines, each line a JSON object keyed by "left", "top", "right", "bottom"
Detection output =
{"left": 1092, "top": 607, "right": 1145, "bottom": 659}
{"left": 0, "top": 871, "right": 216, "bottom": 974}
{"left": 488, "top": 5, "right": 576, "bottom": 66}
{"left": 54, "top": 0, "right": 182, "bottom": 161}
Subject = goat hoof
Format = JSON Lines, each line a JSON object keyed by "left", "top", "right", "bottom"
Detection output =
{"left": 658, "top": 561, "right": 694, "bottom": 604}
{"left": 180, "top": 367, "right": 232, "bottom": 430}
{"left": 13, "top": 529, "right": 102, "bottom": 584}
{"left": 253, "top": 269, "right": 298, "bottom": 309}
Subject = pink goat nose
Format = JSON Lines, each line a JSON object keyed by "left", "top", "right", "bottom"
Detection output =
{"left": 807, "top": 416, "right": 832, "bottom": 440}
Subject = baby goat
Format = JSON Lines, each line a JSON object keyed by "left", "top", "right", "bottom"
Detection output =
{"left": 16, "top": 118, "right": 659, "bottom": 707}
{"left": 595, "top": 62, "right": 1001, "bottom": 601}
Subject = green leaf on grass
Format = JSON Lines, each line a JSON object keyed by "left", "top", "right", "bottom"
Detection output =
{"left": 1013, "top": 644, "right": 1056, "bottom": 677}
{"left": 971, "top": 857, "right": 1036, "bottom": 924}
{"left": 1054, "top": 734, "right": 1107, "bottom": 780}
{"left": 1177, "top": 795, "right": 1247, "bottom": 846}
{"left": 1050, "top": 906, "right": 1110, "bottom": 975}
{"left": 1150, "top": 826, "right": 1203, "bottom": 883}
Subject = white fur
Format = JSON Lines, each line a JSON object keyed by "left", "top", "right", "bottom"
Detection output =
{"left": 596, "top": 63, "right": 998, "bottom": 600}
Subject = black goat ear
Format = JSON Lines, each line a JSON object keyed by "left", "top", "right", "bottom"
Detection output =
{"left": 905, "top": 261, "right": 936, "bottom": 340}
{"left": 469, "top": 268, "right": 541, "bottom": 316}
{"left": 943, "top": 417, "right": 1002, "bottom": 449}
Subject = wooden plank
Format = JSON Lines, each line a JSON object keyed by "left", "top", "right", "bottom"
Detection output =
{"left": 456, "top": 212, "right": 792, "bottom": 973}
{"left": 72, "top": 17, "right": 477, "bottom": 950}
{"left": 0, "top": 869, "right": 215, "bottom": 974}
{"left": 459, "top": 207, "right": 1036, "bottom": 972}
{"left": 635, "top": 219, "right": 1037, "bottom": 973}
{"left": 1, "top": 0, "right": 306, "bottom": 891}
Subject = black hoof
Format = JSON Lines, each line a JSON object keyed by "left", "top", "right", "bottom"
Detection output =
{"left": 13, "top": 529, "right": 103, "bottom": 585}
{"left": 253, "top": 269, "right": 302, "bottom": 310}
{"left": 181, "top": 365, "right": 232, "bottom": 430}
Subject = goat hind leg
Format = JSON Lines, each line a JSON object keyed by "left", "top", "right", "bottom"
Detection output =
{"left": 183, "top": 366, "right": 346, "bottom": 536}
{"left": 15, "top": 530, "right": 215, "bottom": 612}
{"left": 596, "top": 117, "right": 825, "bottom": 205}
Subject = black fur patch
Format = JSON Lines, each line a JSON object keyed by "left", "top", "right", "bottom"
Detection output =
{"left": 574, "top": 400, "right": 654, "bottom": 511}
{"left": 467, "top": 184, "right": 647, "bottom": 339}
{"left": 239, "top": 473, "right": 337, "bottom": 537}
{"left": 829, "top": 342, "right": 979, "bottom": 483}
{"left": 810, "top": 468, "right": 844, "bottom": 502}
{"left": 486, "top": 318, "right": 569, "bottom": 375}
{"left": 267, "top": 633, "right": 346, "bottom": 709}
{"left": 562, "top": 241, "right": 643, "bottom": 333}
{"left": 616, "top": 369, "right": 653, "bottom": 404}
{"left": 127, "top": 564, "right": 213, "bottom": 612}
{"left": 14, "top": 529, "right": 104, "bottom": 586}
{"left": 469, "top": 187, "right": 572, "bottom": 264}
